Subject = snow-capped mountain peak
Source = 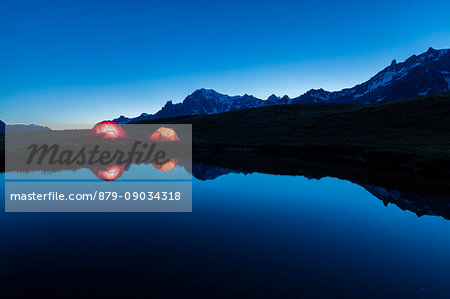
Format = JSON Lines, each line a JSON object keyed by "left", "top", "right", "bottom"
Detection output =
{"left": 293, "top": 47, "right": 450, "bottom": 104}
{"left": 113, "top": 89, "right": 265, "bottom": 123}
{"left": 113, "top": 47, "right": 450, "bottom": 123}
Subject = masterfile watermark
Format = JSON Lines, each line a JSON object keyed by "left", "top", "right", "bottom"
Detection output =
{"left": 4, "top": 124, "right": 192, "bottom": 212}
{"left": 26, "top": 141, "right": 170, "bottom": 168}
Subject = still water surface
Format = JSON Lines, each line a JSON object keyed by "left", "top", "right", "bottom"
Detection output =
{"left": 1, "top": 167, "right": 449, "bottom": 297}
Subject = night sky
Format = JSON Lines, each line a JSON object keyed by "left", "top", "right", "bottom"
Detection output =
{"left": 1, "top": 0, "right": 449, "bottom": 123}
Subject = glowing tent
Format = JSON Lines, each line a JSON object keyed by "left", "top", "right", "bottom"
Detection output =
{"left": 151, "top": 158, "right": 178, "bottom": 172}
{"left": 148, "top": 127, "right": 180, "bottom": 142}
{"left": 90, "top": 165, "right": 126, "bottom": 181}
{"left": 87, "top": 121, "right": 128, "bottom": 139}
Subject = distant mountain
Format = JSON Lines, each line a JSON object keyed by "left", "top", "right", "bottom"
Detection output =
{"left": 293, "top": 47, "right": 450, "bottom": 104}
{"left": 5, "top": 124, "right": 51, "bottom": 132}
{"left": 114, "top": 88, "right": 267, "bottom": 123}
{"left": 113, "top": 47, "right": 450, "bottom": 123}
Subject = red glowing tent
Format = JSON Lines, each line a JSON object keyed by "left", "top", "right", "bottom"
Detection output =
{"left": 87, "top": 121, "right": 128, "bottom": 139}
{"left": 90, "top": 164, "right": 127, "bottom": 181}
{"left": 151, "top": 158, "right": 178, "bottom": 172}
{"left": 148, "top": 127, "right": 180, "bottom": 142}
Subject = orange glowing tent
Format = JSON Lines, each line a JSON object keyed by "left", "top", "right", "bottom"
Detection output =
{"left": 152, "top": 158, "right": 178, "bottom": 172}
{"left": 148, "top": 127, "right": 180, "bottom": 142}
{"left": 90, "top": 164, "right": 126, "bottom": 181}
{"left": 87, "top": 121, "right": 128, "bottom": 139}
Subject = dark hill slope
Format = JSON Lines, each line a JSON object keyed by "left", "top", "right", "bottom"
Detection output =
{"left": 136, "top": 92, "right": 450, "bottom": 171}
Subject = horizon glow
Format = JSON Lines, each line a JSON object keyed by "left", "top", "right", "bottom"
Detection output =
{"left": 1, "top": 0, "right": 449, "bottom": 124}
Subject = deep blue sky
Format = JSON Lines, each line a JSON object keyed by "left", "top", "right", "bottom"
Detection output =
{"left": 1, "top": 0, "right": 449, "bottom": 124}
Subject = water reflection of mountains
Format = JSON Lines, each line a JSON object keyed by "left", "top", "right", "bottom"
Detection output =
{"left": 193, "top": 164, "right": 450, "bottom": 220}
{"left": 192, "top": 152, "right": 450, "bottom": 221}
{"left": 3, "top": 151, "right": 450, "bottom": 220}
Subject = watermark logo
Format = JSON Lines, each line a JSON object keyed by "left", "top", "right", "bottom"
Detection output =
{"left": 4, "top": 124, "right": 192, "bottom": 212}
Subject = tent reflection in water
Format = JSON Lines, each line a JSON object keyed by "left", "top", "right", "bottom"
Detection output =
{"left": 148, "top": 127, "right": 180, "bottom": 142}
{"left": 90, "top": 165, "right": 127, "bottom": 181}
{"left": 152, "top": 158, "right": 179, "bottom": 172}
{"left": 87, "top": 121, "right": 128, "bottom": 139}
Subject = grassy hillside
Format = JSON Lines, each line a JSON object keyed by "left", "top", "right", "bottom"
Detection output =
{"left": 136, "top": 92, "right": 450, "bottom": 172}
